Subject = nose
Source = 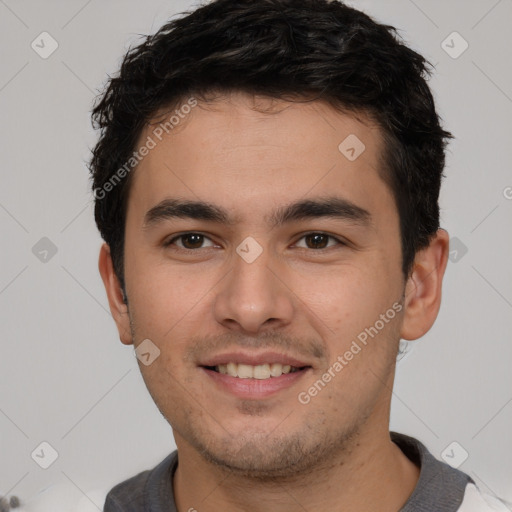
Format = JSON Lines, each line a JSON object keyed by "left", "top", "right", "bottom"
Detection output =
{"left": 213, "top": 245, "right": 294, "bottom": 334}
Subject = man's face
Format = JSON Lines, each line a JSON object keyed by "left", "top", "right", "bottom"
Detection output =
{"left": 119, "top": 93, "right": 406, "bottom": 476}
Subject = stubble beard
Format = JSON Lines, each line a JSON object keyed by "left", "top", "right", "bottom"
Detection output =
{"left": 171, "top": 401, "right": 369, "bottom": 483}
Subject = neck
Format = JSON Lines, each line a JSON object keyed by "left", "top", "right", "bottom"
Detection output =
{"left": 172, "top": 424, "right": 420, "bottom": 512}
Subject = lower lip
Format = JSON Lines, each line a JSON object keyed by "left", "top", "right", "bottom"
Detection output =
{"left": 201, "top": 367, "right": 310, "bottom": 399}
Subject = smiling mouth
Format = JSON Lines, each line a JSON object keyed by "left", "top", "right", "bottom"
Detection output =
{"left": 203, "top": 363, "right": 310, "bottom": 379}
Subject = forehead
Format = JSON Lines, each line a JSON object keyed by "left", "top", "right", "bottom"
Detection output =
{"left": 126, "top": 92, "right": 394, "bottom": 225}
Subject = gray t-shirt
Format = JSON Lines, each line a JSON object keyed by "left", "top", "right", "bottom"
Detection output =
{"left": 103, "top": 432, "right": 473, "bottom": 511}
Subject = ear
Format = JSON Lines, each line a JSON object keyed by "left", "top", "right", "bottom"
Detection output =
{"left": 400, "top": 229, "right": 450, "bottom": 340}
{"left": 98, "top": 243, "right": 133, "bottom": 345}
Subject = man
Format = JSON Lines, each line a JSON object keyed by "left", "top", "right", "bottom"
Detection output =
{"left": 91, "top": 0, "right": 509, "bottom": 510}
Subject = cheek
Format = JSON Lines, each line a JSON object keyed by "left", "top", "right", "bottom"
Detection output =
{"left": 294, "top": 264, "right": 388, "bottom": 331}
{"left": 292, "top": 260, "right": 403, "bottom": 367}
{"left": 126, "top": 252, "right": 215, "bottom": 336}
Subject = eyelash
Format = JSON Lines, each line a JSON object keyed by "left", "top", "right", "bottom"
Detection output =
{"left": 164, "top": 232, "right": 346, "bottom": 251}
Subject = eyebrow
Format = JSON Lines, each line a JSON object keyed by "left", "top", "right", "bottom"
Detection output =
{"left": 143, "top": 196, "right": 372, "bottom": 230}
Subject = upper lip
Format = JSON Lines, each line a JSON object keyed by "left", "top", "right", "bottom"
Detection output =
{"left": 199, "top": 351, "right": 312, "bottom": 368}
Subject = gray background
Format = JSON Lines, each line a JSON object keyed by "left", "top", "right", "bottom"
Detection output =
{"left": 1, "top": 0, "right": 511, "bottom": 508}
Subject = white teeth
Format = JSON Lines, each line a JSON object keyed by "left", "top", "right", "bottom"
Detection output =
{"left": 270, "top": 363, "right": 283, "bottom": 377}
{"left": 227, "top": 362, "right": 237, "bottom": 377}
{"left": 253, "top": 364, "right": 271, "bottom": 379}
{"left": 215, "top": 362, "right": 299, "bottom": 379}
{"left": 237, "top": 364, "right": 254, "bottom": 379}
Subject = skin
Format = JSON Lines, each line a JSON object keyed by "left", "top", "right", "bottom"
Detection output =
{"left": 99, "top": 92, "right": 449, "bottom": 511}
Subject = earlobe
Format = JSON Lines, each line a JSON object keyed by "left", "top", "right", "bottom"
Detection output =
{"left": 98, "top": 243, "right": 133, "bottom": 345}
{"left": 400, "top": 229, "right": 450, "bottom": 341}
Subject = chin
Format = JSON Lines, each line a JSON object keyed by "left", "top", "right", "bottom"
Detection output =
{"left": 193, "top": 431, "right": 327, "bottom": 481}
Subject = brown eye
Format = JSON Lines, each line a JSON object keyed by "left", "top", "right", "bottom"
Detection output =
{"left": 166, "top": 233, "right": 215, "bottom": 250}
{"left": 295, "top": 233, "right": 341, "bottom": 250}
{"left": 305, "top": 233, "right": 329, "bottom": 249}
{"left": 180, "top": 234, "right": 205, "bottom": 249}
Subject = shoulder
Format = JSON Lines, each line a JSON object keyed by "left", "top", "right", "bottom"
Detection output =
{"left": 103, "top": 468, "right": 151, "bottom": 511}
{"left": 391, "top": 432, "right": 510, "bottom": 512}
{"left": 458, "top": 483, "right": 512, "bottom": 512}
{"left": 104, "top": 451, "right": 178, "bottom": 512}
